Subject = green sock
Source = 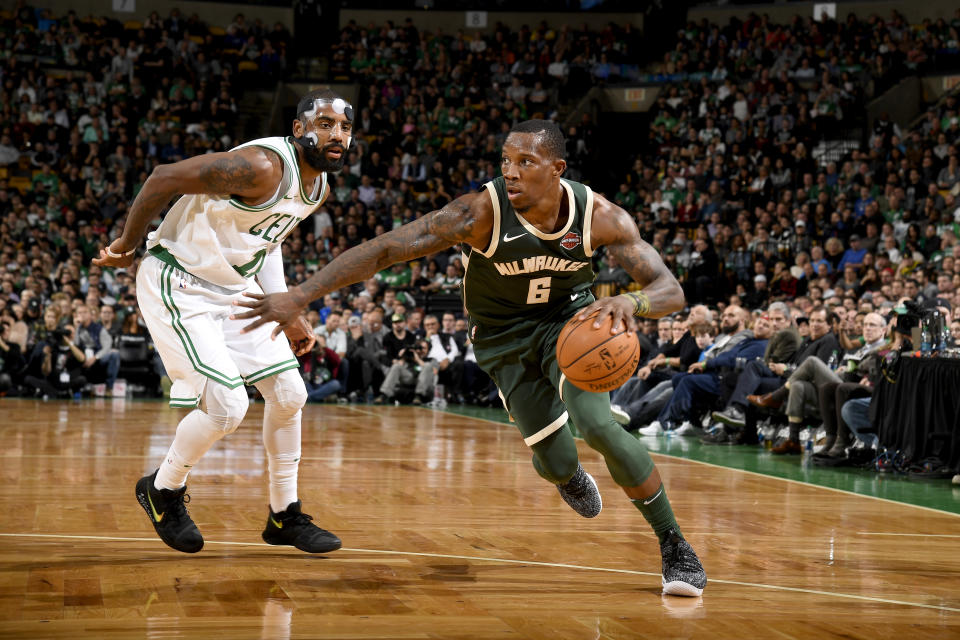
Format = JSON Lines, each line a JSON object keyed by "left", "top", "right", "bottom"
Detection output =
{"left": 631, "top": 483, "right": 681, "bottom": 544}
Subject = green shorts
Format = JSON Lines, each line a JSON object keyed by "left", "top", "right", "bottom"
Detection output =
{"left": 471, "top": 298, "right": 593, "bottom": 447}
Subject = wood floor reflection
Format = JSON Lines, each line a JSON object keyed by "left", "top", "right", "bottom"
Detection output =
{"left": 0, "top": 399, "right": 957, "bottom": 639}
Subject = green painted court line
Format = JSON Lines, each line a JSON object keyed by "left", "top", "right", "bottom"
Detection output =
{"left": 440, "top": 405, "right": 960, "bottom": 516}
{"left": 2, "top": 396, "right": 955, "bottom": 515}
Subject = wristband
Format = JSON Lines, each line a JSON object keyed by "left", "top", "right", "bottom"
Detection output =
{"left": 621, "top": 291, "right": 651, "bottom": 317}
{"left": 105, "top": 245, "right": 137, "bottom": 258}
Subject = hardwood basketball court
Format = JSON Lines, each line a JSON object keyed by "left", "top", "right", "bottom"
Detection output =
{"left": 0, "top": 398, "right": 957, "bottom": 639}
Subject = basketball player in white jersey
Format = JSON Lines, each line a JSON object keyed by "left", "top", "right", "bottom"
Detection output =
{"left": 92, "top": 89, "right": 352, "bottom": 554}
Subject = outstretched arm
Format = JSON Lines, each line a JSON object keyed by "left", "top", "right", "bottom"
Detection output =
{"left": 232, "top": 191, "right": 492, "bottom": 336}
{"left": 577, "top": 193, "right": 685, "bottom": 332}
{"left": 91, "top": 146, "right": 283, "bottom": 267}
{"left": 295, "top": 192, "right": 488, "bottom": 305}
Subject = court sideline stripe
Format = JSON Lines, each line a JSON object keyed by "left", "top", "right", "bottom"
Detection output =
{"left": 445, "top": 410, "right": 960, "bottom": 519}
{"left": 341, "top": 405, "right": 386, "bottom": 418}
{"left": 0, "top": 532, "right": 956, "bottom": 614}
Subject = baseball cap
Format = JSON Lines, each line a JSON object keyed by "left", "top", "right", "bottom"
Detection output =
{"left": 391, "top": 312, "right": 405, "bottom": 323}
{"left": 795, "top": 220, "right": 806, "bottom": 227}
{"left": 754, "top": 274, "right": 767, "bottom": 282}
{"left": 849, "top": 234, "right": 861, "bottom": 241}
{"left": 347, "top": 316, "right": 362, "bottom": 327}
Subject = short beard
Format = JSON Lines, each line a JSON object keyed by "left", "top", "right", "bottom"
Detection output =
{"left": 301, "top": 144, "right": 346, "bottom": 172}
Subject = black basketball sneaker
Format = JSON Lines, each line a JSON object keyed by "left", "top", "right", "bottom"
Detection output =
{"left": 261, "top": 500, "right": 342, "bottom": 553}
{"left": 135, "top": 469, "right": 204, "bottom": 553}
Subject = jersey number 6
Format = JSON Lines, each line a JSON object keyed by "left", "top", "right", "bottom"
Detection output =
{"left": 527, "top": 277, "right": 551, "bottom": 304}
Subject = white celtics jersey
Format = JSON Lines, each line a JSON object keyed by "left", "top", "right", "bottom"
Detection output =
{"left": 146, "top": 136, "right": 327, "bottom": 290}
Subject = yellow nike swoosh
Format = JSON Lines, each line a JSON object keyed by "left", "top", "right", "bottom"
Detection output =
{"left": 147, "top": 491, "right": 164, "bottom": 522}
{"left": 270, "top": 516, "right": 283, "bottom": 529}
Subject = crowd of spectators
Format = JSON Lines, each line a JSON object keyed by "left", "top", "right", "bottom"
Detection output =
{"left": 603, "top": 12, "right": 960, "bottom": 316}
{"left": 0, "top": 1, "right": 297, "bottom": 397}
{"left": 593, "top": 10, "right": 960, "bottom": 475}
{"left": 0, "top": 4, "right": 630, "bottom": 402}
{"left": 647, "top": 10, "right": 960, "bottom": 91}
{"left": 1, "top": 4, "right": 960, "bottom": 477}
{"left": 608, "top": 294, "right": 959, "bottom": 473}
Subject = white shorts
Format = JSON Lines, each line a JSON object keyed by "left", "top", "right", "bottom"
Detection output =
{"left": 137, "top": 255, "right": 299, "bottom": 408}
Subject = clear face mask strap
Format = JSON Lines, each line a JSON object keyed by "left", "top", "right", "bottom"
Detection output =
{"left": 302, "top": 97, "right": 354, "bottom": 119}
{"left": 301, "top": 98, "right": 354, "bottom": 148}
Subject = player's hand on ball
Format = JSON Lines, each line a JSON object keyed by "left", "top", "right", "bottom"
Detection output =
{"left": 558, "top": 307, "right": 640, "bottom": 392}
{"left": 283, "top": 316, "right": 316, "bottom": 356}
{"left": 576, "top": 295, "right": 634, "bottom": 334}
{"left": 231, "top": 289, "right": 307, "bottom": 338}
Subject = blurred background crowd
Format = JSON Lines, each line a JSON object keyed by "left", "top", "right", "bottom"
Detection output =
{"left": 1, "top": 2, "right": 959, "bottom": 472}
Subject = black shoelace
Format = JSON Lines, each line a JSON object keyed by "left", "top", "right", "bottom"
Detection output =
{"left": 666, "top": 538, "right": 700, "bottom": 573}
{"left": 562, "top": 471, "right": 588, "bottom": 496}
{"left": 283, "top": 511, "right": 314, "bottom": 527}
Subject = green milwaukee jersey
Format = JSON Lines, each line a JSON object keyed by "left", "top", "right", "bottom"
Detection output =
{"left": 463, "top": 176, "right": 597, "bottom": 332}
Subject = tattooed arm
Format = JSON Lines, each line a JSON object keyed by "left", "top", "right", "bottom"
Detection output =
{"left": 231, "top": 192, "right": 493, "bottom": 335}
{"left": 576, "top": 193, "right": 685, "bottom": 332}
{"left": 92, "top": 147, "right": 282, "bottom": 267}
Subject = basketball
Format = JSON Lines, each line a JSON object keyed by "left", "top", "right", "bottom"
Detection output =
{"left": 556, "top": 311, "right": 641, "bottom": 392}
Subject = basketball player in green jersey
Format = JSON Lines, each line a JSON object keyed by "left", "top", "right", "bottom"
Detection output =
{"left": 234, "top": 120, "right": 707, "bottom": 596}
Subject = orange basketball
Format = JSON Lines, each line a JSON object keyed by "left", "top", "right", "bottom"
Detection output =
{"left": 556, "top": 311, "right": 641, "bottom": 392}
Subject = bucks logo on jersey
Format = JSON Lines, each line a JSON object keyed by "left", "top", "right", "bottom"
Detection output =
{"left": 463, "top": 176, "right": 596, "bottom": 329}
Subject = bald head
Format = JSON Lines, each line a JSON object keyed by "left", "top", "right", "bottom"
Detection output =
{"left": 688, "top": 305, "right": 712, "bottom": 326}
{"left": 719, "top": 305, "right": 745, "bottom": 334}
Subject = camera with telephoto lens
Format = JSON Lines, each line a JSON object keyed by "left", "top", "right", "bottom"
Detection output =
{"left": 405, "top": 340, "right": 429, "bottom": 363}
{"left": 402, "top": 342, "right": 418, "bottom": 363}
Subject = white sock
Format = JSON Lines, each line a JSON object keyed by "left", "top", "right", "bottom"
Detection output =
{"left": 155, "top": 410, "right": 225, "bottom": 490}
{"left": 263, "top": 406, "right": 301, "bottom": 513}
